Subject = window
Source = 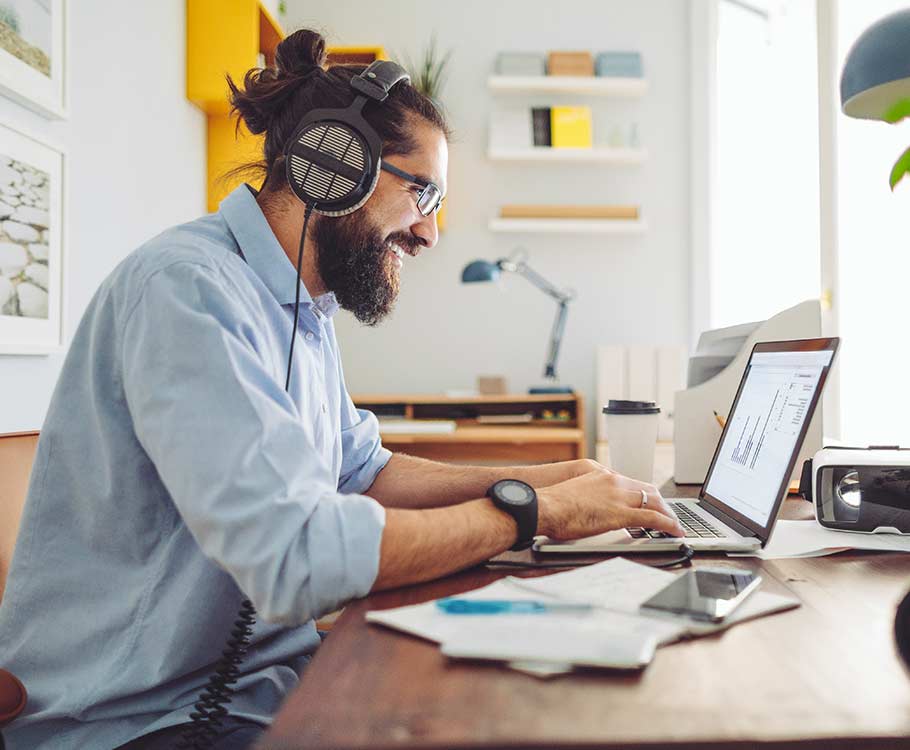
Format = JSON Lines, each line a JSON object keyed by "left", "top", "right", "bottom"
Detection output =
{"left": 711, "top": 0, "right": 821, "bottom": 329}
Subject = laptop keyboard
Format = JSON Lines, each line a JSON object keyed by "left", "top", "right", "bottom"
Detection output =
{"left": 627, "top": 501, "right": 724, "bottom": 539}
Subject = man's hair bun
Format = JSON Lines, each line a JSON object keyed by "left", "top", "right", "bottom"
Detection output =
{"left": 275, "top": 29, "right": 326, "bottom": 77}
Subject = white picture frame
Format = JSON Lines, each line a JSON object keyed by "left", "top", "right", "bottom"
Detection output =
{"left": 0, "top": 0, "right": 67, "bottom": 119}
{"left": 0, "top": 118, "right": 65, "bottom": 354}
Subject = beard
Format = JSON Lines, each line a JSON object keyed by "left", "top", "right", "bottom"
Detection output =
{"left": 312, "top": 209, "right": 418, "bottom": 327}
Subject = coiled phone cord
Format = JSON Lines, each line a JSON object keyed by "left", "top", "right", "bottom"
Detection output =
{"left": 177, "top": 204, "right": 314, "bottom": 749}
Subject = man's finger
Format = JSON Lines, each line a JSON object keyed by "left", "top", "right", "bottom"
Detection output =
{"left": 626, "top": 508, "right": 686, "bottom": 537}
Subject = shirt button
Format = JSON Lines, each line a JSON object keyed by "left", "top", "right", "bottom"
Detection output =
{"left": 305, "top": 332, "right": 314, "bottom": 341}
{"left": 321, "top": 403, "right": 328, "bottom": 414}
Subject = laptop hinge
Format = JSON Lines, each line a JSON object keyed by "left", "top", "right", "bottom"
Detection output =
{"left": 697, "top": 500, "right": 758, "bottom": 538}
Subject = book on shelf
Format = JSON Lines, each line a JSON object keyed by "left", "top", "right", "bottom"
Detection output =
{"left": 500, "top": 205, "right": 639, "bottom": 220}
{"left": 551, "top": 106, "right": 592, "bottom": 148}
{"left": 531, "top": 107, "right": 551, "bottom": 146}
{"left": 378, "top": 419, "right": 457, "bottom": 434}
{"left": 476, "top": 413, "right": 535, "bottom": 424}
{"left": 490, "top": 105, "right": 533, "bottom": 150}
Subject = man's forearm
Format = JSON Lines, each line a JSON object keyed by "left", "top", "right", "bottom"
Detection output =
{"left": 365, "top": 452, "right": 596, "bottom": 509}
{"left": 373, "top": 497, "right": 521, "bottom": 590}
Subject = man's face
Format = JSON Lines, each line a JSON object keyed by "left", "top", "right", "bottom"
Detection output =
{"left": 312, "top": 119, "right": 448, "bottom": 326}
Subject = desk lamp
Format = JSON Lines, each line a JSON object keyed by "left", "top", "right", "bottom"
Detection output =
{"left": 840, "top": 8, "right": 910, "bottom": 189}
{"left": 461, "top": 249, "right": 574, "bottom": 394}
{"left": 840, "top": 8, "right": 910, "bottom": 673}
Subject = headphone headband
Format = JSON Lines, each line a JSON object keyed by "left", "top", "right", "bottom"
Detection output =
{"left": 350, "top": 60, "right": 411, "bottom": 102}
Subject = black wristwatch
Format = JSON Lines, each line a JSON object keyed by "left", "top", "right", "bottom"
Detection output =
{"left": 487, "top": 479, "right": 538, "bottom": 551}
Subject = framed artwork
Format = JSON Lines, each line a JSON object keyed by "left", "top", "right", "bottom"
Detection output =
{"left": 0, "top": 118, "right": 64, "bottom": 354}
{"left": 0, "top": 0, "right": 66, "bottom": 119}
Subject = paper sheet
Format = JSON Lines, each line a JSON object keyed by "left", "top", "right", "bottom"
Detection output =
{"left": 730, "top": 519, "right": 910, "bottom": 559}
{"left": 504, "top": 558, "right": 799, "bottom": 638}
{"left": 366, "top": 558, "right": 800, "bottom": 675}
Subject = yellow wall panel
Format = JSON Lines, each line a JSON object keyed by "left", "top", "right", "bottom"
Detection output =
{"left": 207, "top": 115, "right": 265, "bottom": 213}
{"left": 187, "top": 0, "right": 261, "bottom": 112}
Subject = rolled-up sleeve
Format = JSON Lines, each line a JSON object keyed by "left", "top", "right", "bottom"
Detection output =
{"left": 120, "top": 258, "right": 386, "bottom": 625}
{"left": 337, "top": 390, "right": 392, "bottom": 494}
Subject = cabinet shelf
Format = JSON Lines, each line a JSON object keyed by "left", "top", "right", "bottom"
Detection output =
{"left": 489, "top": 218, "right": 647, "bottom": 235}
{"left": 488, "top": 75, "right": 648, "bottom": 97}
{"left": 487, "top": 146, "right": 647, "bottom": 164}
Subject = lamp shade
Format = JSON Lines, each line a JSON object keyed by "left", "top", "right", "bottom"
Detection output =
{"left": 841, "top": 9, "right": 910, "bottom": 120}
{"left": 461, "top": 260, "right": 500, "bottom": 283}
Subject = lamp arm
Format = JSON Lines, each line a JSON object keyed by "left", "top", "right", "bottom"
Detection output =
{"left": 543, "top": 300, "right": 570, "bottom": 381}
{"left": 506, "top": 260, "right": 573, "bottom": 303}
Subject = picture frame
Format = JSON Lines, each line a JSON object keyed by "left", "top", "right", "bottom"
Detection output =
{"left": 0, "top": 117, "right": 65, "bottom": 354}
{"left": 0, "top": 0, "right": 67, "bottom": 119}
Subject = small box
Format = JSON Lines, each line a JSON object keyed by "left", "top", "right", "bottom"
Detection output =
{"left": 477, "top": 376, "right": 508, "bottom": 395}
{"left": 547, "top": 51, "right": 594, "bottom": 77}
{"left": 495, "top": 52, "right": 546, "bottom": 76}
{"left": 595, "top": 51, "right": 644, "bottom": 78}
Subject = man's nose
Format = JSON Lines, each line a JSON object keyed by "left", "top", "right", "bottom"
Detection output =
{"left": 411, "top": 211, "right": 439, "bottom": 250}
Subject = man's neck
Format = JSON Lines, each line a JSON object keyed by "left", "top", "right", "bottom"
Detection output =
{"left": 257, "top": 189, "right": 328, "bottom": 297}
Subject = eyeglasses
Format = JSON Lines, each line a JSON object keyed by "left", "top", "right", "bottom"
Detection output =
{"left": 380, "top": 160, "right": 445, "bottom": 217}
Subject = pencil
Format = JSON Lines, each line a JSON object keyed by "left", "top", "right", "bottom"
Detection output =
{"left": 713, "top": 410, "right": 727, "bottom": 429}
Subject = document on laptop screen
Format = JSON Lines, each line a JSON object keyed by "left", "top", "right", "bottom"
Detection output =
{"left": 703, "top": 349, "right": 834, "bottom": 527}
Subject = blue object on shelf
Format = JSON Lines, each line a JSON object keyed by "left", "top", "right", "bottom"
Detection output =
{"left": 595, "top": 51, "right": 643, "bottom": 78}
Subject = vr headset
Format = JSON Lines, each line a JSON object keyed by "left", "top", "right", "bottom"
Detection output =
{"left": 799, "top": 447, "right": 910, "bottom": 534}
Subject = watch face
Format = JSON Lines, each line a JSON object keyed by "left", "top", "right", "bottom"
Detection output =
{"left": 497, "top": 480, "right": 532, "bottom": 506}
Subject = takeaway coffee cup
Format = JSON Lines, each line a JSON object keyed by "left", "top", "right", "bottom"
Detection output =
{"left": 602, "top": 400, "right": 661, "bottom": 482}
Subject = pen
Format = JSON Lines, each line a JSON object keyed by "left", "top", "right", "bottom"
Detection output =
{"left": 436, "top": 598, "right": 594, "bottom": 615}
{"left": 713, "top": 410, "right": 727, "bottom": 429}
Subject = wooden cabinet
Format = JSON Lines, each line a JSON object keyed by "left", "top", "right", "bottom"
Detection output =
{"left": 354, "top": 393, "right": 585, "bottom": 464}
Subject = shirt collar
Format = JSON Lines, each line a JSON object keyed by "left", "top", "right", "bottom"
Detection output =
{"left": 219, "top": 184, "right": 339, "bottom": 318}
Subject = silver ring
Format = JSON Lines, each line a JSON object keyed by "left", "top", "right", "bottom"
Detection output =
{"left": 640, "top": 489, "right": 648, "bottom": 508}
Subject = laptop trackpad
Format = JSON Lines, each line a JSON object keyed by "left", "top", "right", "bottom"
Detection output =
{"left": 536, "top": 529, "right": 640, "bottom": 549}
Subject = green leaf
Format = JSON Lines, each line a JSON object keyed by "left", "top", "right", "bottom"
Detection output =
{"left": 883, "top": 98, "right": 910, "bottom": 124}
{"left": 889, "top": 146, "right": 910, "bottom": 190}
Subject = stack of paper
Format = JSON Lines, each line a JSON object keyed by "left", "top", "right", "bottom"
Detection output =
{"left": 733, "top": 519, "right": 910, "bottom": 559}
{"left": 367, "top": 558, "right": 799, "bottom": 677}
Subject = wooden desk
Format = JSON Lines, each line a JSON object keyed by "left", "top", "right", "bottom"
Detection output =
{"left": 354, "top": 393, "right": 586, "bottom": 464}
{"left": 261, "top": 487, "right": 910, "bottom": 749}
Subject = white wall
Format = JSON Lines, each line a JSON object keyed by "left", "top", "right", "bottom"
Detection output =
{"left": 0, "top": 1, "right": 206, "bottom": 432}
{"left": 285, "top": 0, "right": 691, "bottom": 453}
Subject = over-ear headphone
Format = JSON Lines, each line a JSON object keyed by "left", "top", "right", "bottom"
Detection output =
{"left": 284, "top": 60, "right": 411, "bottom": 216}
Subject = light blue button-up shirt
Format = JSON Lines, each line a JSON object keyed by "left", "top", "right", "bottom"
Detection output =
{"left": 0, "top": 184, "right": 391, "bottom": 749}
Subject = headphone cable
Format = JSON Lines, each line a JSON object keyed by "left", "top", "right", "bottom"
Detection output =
{"left": 286, "top": 203, "right": 315, "bottom": 391}
{"left": 178, "top": 204, "right": 316, "bottom": 750}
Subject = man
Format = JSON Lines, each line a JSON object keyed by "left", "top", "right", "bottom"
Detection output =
{"left": 0, "top": 30, "right": 683, "bottom": 750}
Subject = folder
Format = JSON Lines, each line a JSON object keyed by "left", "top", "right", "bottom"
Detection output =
{"left": 550, "top": 106, "right": 592, "bottom": 149}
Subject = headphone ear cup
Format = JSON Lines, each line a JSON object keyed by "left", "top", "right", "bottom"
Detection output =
{"left": 285, "top": 115, "right": 380, "bottom": 216}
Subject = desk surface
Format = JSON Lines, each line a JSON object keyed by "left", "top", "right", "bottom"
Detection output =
{"left": 261, "top": 489, "right": 910, "bottom": 750}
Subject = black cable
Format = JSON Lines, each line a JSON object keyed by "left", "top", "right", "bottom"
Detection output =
{"left": 178, "top": 205, "right": 315, "bottom": 750}
{"left": 285, "top": 203, "right": 315, "bottom": 391}
{"left": 485, "top": 544, "right": 695, "bottom": 571}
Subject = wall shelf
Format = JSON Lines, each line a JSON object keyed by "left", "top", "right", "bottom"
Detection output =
{"left": 487, "top": 146, "right": 647, "bottom": 164}
{"left": 489, "top": 218, "right": 647, "bottom": 235}
{"left": 488, "top": 75, "right": 648, "bottom": 97}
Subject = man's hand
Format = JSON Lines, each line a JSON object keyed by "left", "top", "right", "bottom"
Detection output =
{"left": 536, "top": 471, "right": 685, "bottom": 540}
{"left": 519, "top": 458, "right": 610, "bottom": 487}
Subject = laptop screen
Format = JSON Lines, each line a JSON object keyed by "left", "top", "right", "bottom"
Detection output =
{"left": 700, "top": 339, "right": 838, "bottom": 539}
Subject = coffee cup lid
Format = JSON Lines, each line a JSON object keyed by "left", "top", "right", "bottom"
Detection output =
{"left": 602, "top": 400, "right": 660, "bottom": 415}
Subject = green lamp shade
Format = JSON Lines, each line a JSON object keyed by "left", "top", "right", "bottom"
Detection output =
{"left": 841, "top": 9, "right": 910, "bottom": 121}
{"left": 461, "top": 260, "right": 500, "bottom": 283}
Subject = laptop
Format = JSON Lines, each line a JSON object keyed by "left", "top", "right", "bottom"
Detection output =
{"left": 535, "top": 337, "right": 840, "bottom": 554}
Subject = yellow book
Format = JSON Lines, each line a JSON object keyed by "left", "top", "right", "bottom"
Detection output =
{"left": 550, "top": 106, "right": 593, "bottom": 148}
